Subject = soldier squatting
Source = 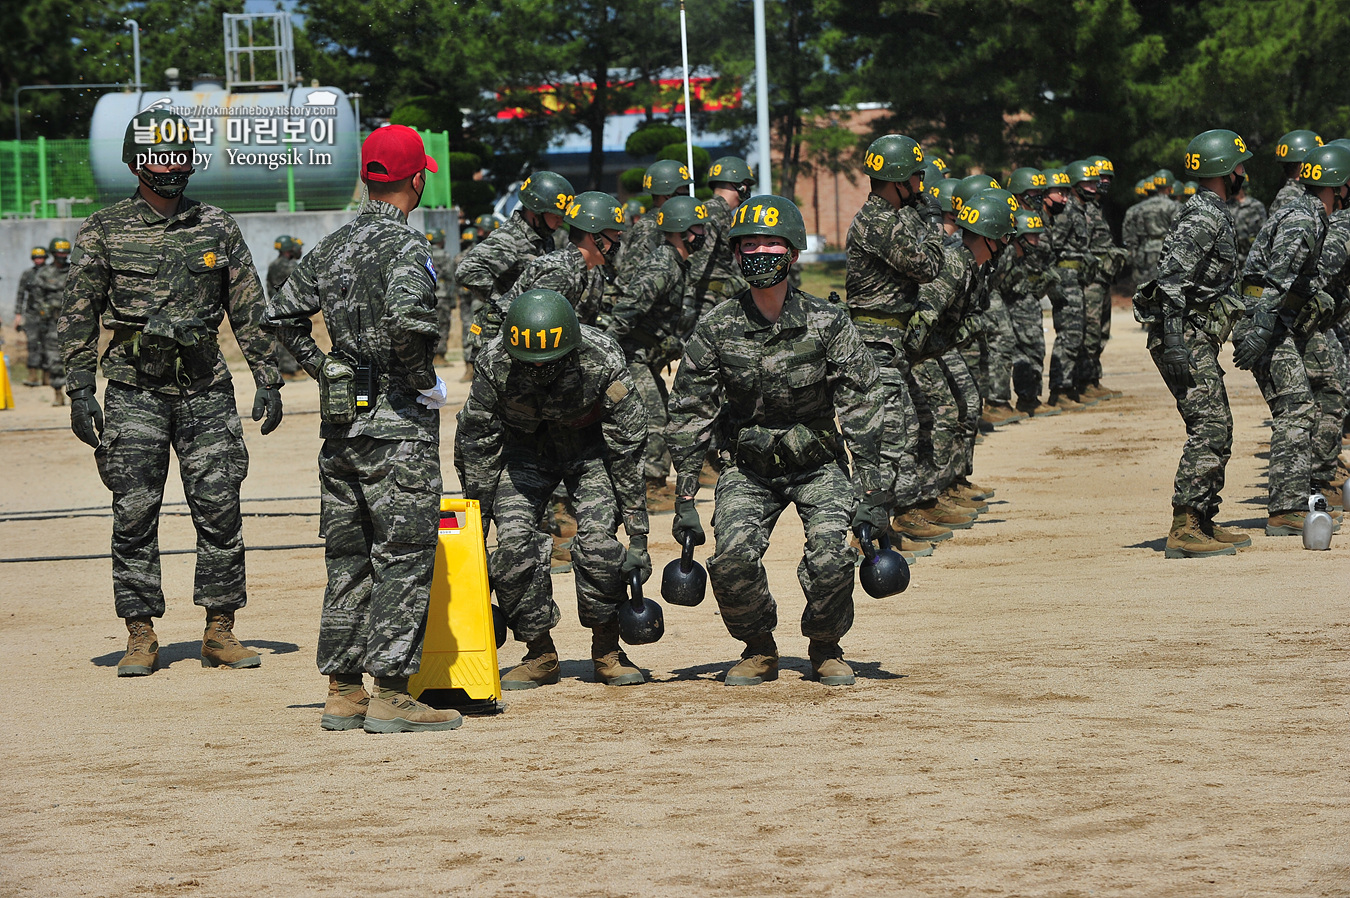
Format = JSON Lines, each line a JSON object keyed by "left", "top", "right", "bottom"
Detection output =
{"left": 49, "top": 106, "right": 1350, "bottom": 733}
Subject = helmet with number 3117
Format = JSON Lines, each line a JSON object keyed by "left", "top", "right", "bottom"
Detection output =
{"left": 503, "top": 288, "right": 582, "bottom": 364}
{"left": 727, "top": 194, "right": 808, "bottom": 251}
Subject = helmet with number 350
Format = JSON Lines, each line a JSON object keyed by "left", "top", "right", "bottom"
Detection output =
{"left": 503, "top": 288, "right": 582, "bottom": 364}
{"left": 728, "top": 194, "right": 808, "bottom": 251}
{"left": 862, "top": 134, "right": 926, "bottom": 182}
{"left": 518, "top": 171, "right": 576, "bottom": 217}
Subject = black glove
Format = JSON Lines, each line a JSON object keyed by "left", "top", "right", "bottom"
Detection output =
{"left": 672, "top": 497, "right": 706, "bottom": 546}
{"left": 621, "top": 534, "right": 652, "bottom": 584}
{"left": 69, "top": 386, "right": 104, "bottom": 448}
{"left": 252, "top": 386, "right": 283, "bottom": 435}
{"left": 1159, "top": 319, "right": 1195, "bottom": 389}
{"left": 851, "top": 491, "right": 891, "bottom": 541}
{"left": 1232, "top": 309, "right": 1276, "bottom": 370}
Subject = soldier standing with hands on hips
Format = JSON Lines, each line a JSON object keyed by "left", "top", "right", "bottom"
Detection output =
{"left": 267, "top": 125, "right": 460, "bottom": 734}
{"left": 59, "top": 108, "right": 282, "bottom": 677}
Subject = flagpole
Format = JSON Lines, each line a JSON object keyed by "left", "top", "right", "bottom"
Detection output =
{"left": 679, "top": 1, "right": 695, "bottom": 189}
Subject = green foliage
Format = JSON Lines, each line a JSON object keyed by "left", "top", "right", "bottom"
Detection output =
{"left": 445, "top": 152, "right": 483, "bottom": 181}
{"left": 619, "top": 167, "right": 647, "bottom": 195}
{"left": 452, "top": 179, "right": 497, "bottom": 217}
{"left": 626, "top": 123, "right": 685, "bottom": 157}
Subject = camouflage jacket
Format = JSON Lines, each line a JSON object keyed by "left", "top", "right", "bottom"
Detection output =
{"left": 666, "top": 286, "right": 886, "bottom": 498}
{"left": 266, "top": 200, "right": 440, "bottom": 443}
{"left": 455, "top": 211, "right": 554, "bottom": 310}
{"left": 488, "top": 242, "right": 606, "bottom": 342}
{"left": 1316, "top": 208, "right": 1350, "bottom": 324}
{"left": 844, "top": 194, "right": 945, "bottom": 344}
{"left": 1154, "top": 187, "right": 1241, "bottom": 324}
{"left": 906, "top": 240, "right": 980, "bottom": 361}
{"left": 15, "top": 266, "right": 42, "bottom": 319}
{"left": 1243, "top": 192, "right": 1327, "bottom": 317}
{"left": 686, "top": 193, "right": 749, "bottom": 306}
{"left": 608, "top": 241, "right": 691, "bottom": 362}
{"left": 1122, "top": 194, "right": 1178, "bottom": 258}
{"left": 1268, "top": 178, "right": 1305, "bottom": 217}
{"left": 1086, "top": 197, "right": 1128, "bottom": 281}
{"left": 31, "top": 261, "right": 69, "bottom": 319}
{"left": 454, "top": 326, "right": 649, "bottom": 538}
{"left": 1231, "top": 195, "right": 1268, "bottom": 257}
{"left": 60, "top": 192, "right": 277, "bottom": 395}
{"left": 989, "top": 233, "right": 1054, "bottom": 305}
{"left": 266, "top": 254, "right": 298, "bottom": 297}
{"left": 1047, "top": 195, "right": 1094, "bottom": 267}
{"left": 428, "top": 244, "right": 455, "bottom": 302}
{"left": 613, "top": 213, "right": 662, "bottom": 282}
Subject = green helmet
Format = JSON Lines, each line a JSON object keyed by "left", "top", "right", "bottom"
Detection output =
{"left": 1169, "top": 178, "right": 1183, "bottom": 196}
{"left": 624, "top": 198, "right": 646, "bottom": 218}
{"left": 1065, "top": 160, "right": 1101, "bottom": 186}
{"left": 863, "top": 134, "right": 926, "bottom": 182}
{"left": 1014, "top": 208, "right": 1047, "bottom": 235}
{"left": 1183, "top": 181, "right": 1199, "bottom": 197}
{"left": 1007, "top": 167, "right": 1045, "bottom": 196}
{"left": 929, "top": 178, "right": 961, "bottom": 213}
{"left": 1275, "top": 129, "right": 1323, "bottom": 163}
{"left": 275, "top": 234, "right": 294, "bottom": 252}
{"left": 1136, "top": 178, "right": 1155, "bottom": 196}
{"left": 1182, "top": 129, "right": 1253, "bottom": 179}
{"left": 475, "top": 214, "right": 497, "bottom": 231}
{"left": 957, "top": 189, "right": 1016, "bottom": 240}
{"left": 707, "top": 156, "right": 754, "bottom": 186}
{"left": 952, "top": 174, "right": 1000, "bottom": 212}
{"left": 643, "top": 159, "right": 694, "bottom": 196}
{"left": 30, "top": 246, "right": 47, "bottom": 260}
{"left": 48, "top": 237, "right": 71, "bottom": 256}
{"left": 727, "top": 194, "right": 808, "bottom": 251}
{"left": 121, "top": 107, "right": 194, "bottom": 165}
{"left": 565, "top": 191, "right": 629, "bottom": 234}
{"left": 518, "top": 171, "right": 576, "bottom": 217}
{"left": 1087, "top": 155, "right": 1115, "bottom": 178}
{"left": 1298, "top": 144, "right": 1350, "bottom": 187}
{"left": 926, "top": 151, "right": 949, "bottom": 176}
{"left": 921, "top": 161, "right": 946, "bottom": 187}
{"left": 655, "top": 195, "right": 708, "bottom": 233}
{"left": 1045, "top": 168, "right": 1071, "bottom": 190}
{"left": 503, "top": 288, "right": 582, "bottom": 364}
{"left": 1152, "top": 168, "right": 1174, "bottom": 189}
{"left": 422, "top": 229, "right": 446, "bottom": 246}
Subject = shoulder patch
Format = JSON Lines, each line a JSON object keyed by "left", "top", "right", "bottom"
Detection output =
{"left": 424, "top": 256, "right": 438, "bottom": 285}
{"left": 606, "top": 380, "right": 630, "bottom": 404}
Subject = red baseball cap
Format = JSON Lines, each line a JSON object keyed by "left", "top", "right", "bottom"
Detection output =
{"left": 361, "top": 124, "right": 437, "bottom": 182}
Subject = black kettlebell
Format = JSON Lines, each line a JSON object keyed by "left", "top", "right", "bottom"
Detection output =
{"left": 857, "top": 523, "right": 910, "bottom": 598}
{"left": 660, "top": 531, "right": 707, "bottom": 607}
{"left": 490, "top": 603, "right": 507, "bottom": 649}
{"left": 617, "top": 569, "right": 665, "bottom": 645}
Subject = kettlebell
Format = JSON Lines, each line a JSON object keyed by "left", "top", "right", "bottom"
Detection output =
{"left": 1303, "top": 493, "right": 1334, "bottom": 551}
{"left": 661, "top": 531, "right": 708, "bottom": 607}
{"left": 857, "top": 523, "right": 910, "bottom": 598}
{"left": 617, "top": 570, "right": 665, "bottom": 645}
{"left": 490, "top": 603, "right": 507, "bottom": 649}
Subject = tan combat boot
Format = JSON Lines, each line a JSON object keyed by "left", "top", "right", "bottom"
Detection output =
{"left": 23, "top": 367, "right": 41, "bottom": 387}
{"left": 321, "top": 674, "right": 370, "bottom": 731}
{"left": 550, "top": 536, "right": 574, "bottom": 575}
{"left": 1201, "top": 516, "right": 1251, "bottom": 549}
{"left": 459, "top": 362, "right": 474, "bottom": 383}
{"left": 1165, "top": 508, "right": 1236, "bottom": 557}
{"left": 981, "top": 402, "right": 1025, "bottom": 427}
{"left": 896, "top": 535, "right": 934, "bottom": 557}
{"left": 1265, "top": 511, "right": 1307, "bottom": 537}
{"left": 1016, "top": 396, "right": 1062, "bottom": 417}
{"left": 51, "top": 387, "right": 65, "bottom": 407}
{"left": 501, "top": 635, "right": 561, "bottom": 690}
{"left": 1318, "top": 484, "right": 1344, "bottom": 511}
{"left": 591, "top": 622, "right": 644, "bottom": 686}
{"left": 808, "top": 639, "right": 856, "bottom": 686}
{"left": 890, "top": 508, "right": 953, "bottom": 543}
{"left": 117, "top": 618, "right": 159, "bottom": 677}
{"left": 944, "top": 487, "right": 989, "bottom": 513}
{"left": 953, "top": 479, "right": 994, "bottom": 500}
{"left": 646, "top": 477, "right": 676, "bottom": 513}
{"left": 1048, "top": 391, "right": 1086, "bottom": 411}
{"left": 40, "top": 370, "right": 50, "bottom": 386}
{"left": 201, "top": 609, "right": 262, "bottom": 669}
{"left": 725, "top": 633, "right": 778, "bottom": 686}
{"left": 364, "top": 677, "right": 463, "bottom": 733}
{"left": 916, "top": 498, "right": 975, "bottom": 530}
{"left": 936, "top": 493, "right": 980, "bottom": 521}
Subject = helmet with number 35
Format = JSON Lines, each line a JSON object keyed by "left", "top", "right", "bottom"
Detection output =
{"left": 728, "top": 194, "right": 808, "bottom": 251}
{"left": 1183, "top": 130, "right": 1253, "bottom": 178}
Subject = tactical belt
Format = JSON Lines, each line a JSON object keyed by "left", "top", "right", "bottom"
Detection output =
{"left": 1056, "top": 260, "right": 1082, "bottom": 269}
{"left": 1241, "top": 283, "right": 1264, "bottom": 297}
{"left": 849, "top": 310, "right": 906, "bottom": 328}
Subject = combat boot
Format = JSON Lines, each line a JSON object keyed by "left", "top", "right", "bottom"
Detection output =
{"left": 954, "top": 479, "right": 994, "bottom": 500}
{"left": 1201, "top": 516, "right": 1251, "bottom": 549}
{"left": 981, "top": 402, "right": 1025, "bottom": 427}
{"left": 320, "top": 674, "right": 370, "bottom": 731}
{"left": 1048, "top": 391, "right": 1086, "bottom": 411}
{"left": 1318, "top": 484, "right": 1344, "bottom": 511}
{"left": 1165, "top": 507, "right": 1236, "bottom": 558}
{"left": 201, "top": 609, "right": 262, "bottom": 669}
{"left": 23, "top": 367, "right": 41, "bottom": 387}
{"left": 40, "top": 370, "right": 50, "bottom": 386}
{"left": 890, "top": 508, "right": 953, "bottom": 543}
{"left": 459, "top": 362, "right": 474, "bottom": 383}
{"left": 808, "top": 639, "right": 856, "bottom": 686}
{"left": 364, "top": 677, "right": 463, "bottom": 733}
{"left": 591, "top": 622, "right": 644, "bottom": 686}
{"left": 117, "top": 617, "right": 159, "bottom": 677}
{"left": 1016, "top": 396, "right": 1062, "bottom": 417}
{"left": 944, "top": 488, "right": 989, "bottom": 513}
{"left": 501, "top": 634, "right": 560, "bottom": 690}
{"left": 935, "top": 493, "right": 980, "bottom": 521}
{"left": 725, "top": 632, "right": 778, "bottom": 686}
{"left": 896, "top": 535, "right": 934, "bottom": 557}
{"left": 916, "top": 498, "right": 975, "bottom": 530}
{"left": 51, "top": 387, "right": 65, "bottom": 407}
{"left": 1265, "top": 511, "right": 1307, "bottom": 536}
{"left": 646, "top": 478, "right": 675, "bottom": 513}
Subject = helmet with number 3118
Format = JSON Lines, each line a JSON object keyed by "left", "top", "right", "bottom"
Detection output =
{"left": 728, "top": 194, "right": 808, "bottom": 251}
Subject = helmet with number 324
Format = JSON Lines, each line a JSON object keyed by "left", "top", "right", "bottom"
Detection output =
{"left": 503, "top": 288, "right": 582, "bottom": 364}
{"left": 518, "top": 171, "right": 576, "bottom": 217}
{"left": 728, "top": 194, "right": 808, "bottom": 250}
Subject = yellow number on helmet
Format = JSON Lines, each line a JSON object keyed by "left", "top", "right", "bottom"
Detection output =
{"left": 912, "top": 145, "right": 923, "bottom": 161}
{"left": 1314, "top": 164, "right": 1324, "bottom": 179}
{"left": 711, "top": 164, "right": 722, "bottom": 176}
{"left": 696, "top": 204, "right": 707, "bottom": 219}
{"left": 1234, "top": 136, "right": 1247, "bottom": 153}
{"left": 1316, "top": 136, "right": 1324, "bottom": 146}
{"left": 1006, "top": 196, "right": 1018, "bottom": 212}
{"left": 555, "top": 192, "right": 569, "bottom": 211}
{"left": 679, "top": 166, "right": 690, "bottom": 179}
{"left": 510, "top": 326, "right": 521, "bottom": 347}
{"left": 550, "top": 327, "right": 563, "bottom": 348}
{"left": 764, "top": 207, "right": 779, "bottom": 227}
{"left": 1277, "top": 144, "right": 1288, "bottom": 157}
{"left": 657, "top": 211, "right": 665, "bottom": 226}
{"left": 614, "top": 208, "right": 624, "bottom": 224}
{"left": 643, "top": 175, "right": 653, "bottom": 189}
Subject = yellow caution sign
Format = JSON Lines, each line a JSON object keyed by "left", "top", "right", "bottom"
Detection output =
{"left": 408, "top": 497, "right": 504, "bottom": 713}
{"left": 0, "top": 350, "right": 14, "bottom": 410}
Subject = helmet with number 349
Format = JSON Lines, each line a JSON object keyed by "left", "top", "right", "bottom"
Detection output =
{"left": 862, "top": 134, "right": 926, "bottom": 182}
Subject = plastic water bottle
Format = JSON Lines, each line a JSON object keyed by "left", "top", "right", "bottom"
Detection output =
{"left": 1303, "top": 493, "right": 1334, "bottom": 551}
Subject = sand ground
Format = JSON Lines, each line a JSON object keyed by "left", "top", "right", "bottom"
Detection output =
{"left": 0, "top": 308, "right": 1347, "bottom": 897}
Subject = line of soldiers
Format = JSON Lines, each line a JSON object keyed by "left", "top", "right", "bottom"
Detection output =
{"left": 1136, "top": 127, "right": 1350, "bottom": 557}
{"left": 12, "top": 238, "right": 72, "bottom": 406}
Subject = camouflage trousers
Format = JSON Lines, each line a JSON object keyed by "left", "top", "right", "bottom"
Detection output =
{"left": 906, "top": 358, "right": 959, "bottom": 499}
{"left": 459, "top": 291, "right": 481, "bottom": 363}
{"left": 317, "top": 435, "right": 441, "bottom": 678}
{"left": 1048, "top": 267, "right": 1086, "bottom": 394}
{"left": 434, "top": 290, "right": 456, "bottom": 357}
{"left": 94, "top": 381, "right": 249, "bottom": 620}
{"left": 1148, "top": 324, "right": 1232, "bottom": 518}
{"left": 1007, "top": 295, "right": 1047, "bottom": 403}
{"left": 940, "top": 349, "right": 980, "bottom": 483}
{"left": 982, "top": 295, "right": 1016, "bottom": 404}
{"left": 24, "top": 316, "right": 51, "bottom": 370}
{"left": 39, "top": 314, "right": 64, "bottom": 387}
{"left": 959, "top": 326, "right": 989, "bottom": 405}
{"left": 1302, "top": 328, "right": 1346, "bottom": 487}
{"left": 628, "top": 360, "right": 672, "bottom": 482}
{"left": 1081, "top": 281, "right": 1112, "bottom": 385}
{"left": 1132, "top": 248, "right": 1162, "bottom": 285}
{"left": 487, "top": 448, "right": 626, "bottom": 643}
{"left": 1249, "top": 328, "right": 1314, "bottom": 514}
{"left": 863, "top": 340, "right": 921, "bottom": 509}
{"left": 707, "top": 462, "right": 856, "bottom": 642}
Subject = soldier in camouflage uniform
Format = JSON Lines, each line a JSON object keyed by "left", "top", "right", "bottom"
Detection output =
{"left": 1234, "top": 143, "right": 1349, "bottom": 537}
{"left": 455, "top": 290, "right": 650, "bottom": 689}
{"left": 613, "top": 159, "right": 693, "bottom": 280}
{"left": 1124, "top": 174, "right": 1180, "bottom": 284}
{"left": 1268, "top": 130, "right": 1322, "bottom": 217}
{"left": 1230, "top": 185, "right": 1267, "bottom": 258}
{"left": 607, "top": 195, "right": 705, "bottom": 510}
{"left": 983, "top": 167, "right": 1045, "bottom": 423}
{"left": 1318, "top": 192, "right": 1350, "bottom": 449}
{"left": 267, "top": 125, "right": 461, "bottom": 733}
{"left": 667, "top": 195, "right": 889, "bottom": 687}
{"left": 266, "top": 235, "right": 303, "bottom": 378}
{"left": 1043, "top": 163, "right": 1096, "bottom": 408}
{"left": 31, "top": 238, "right": 71, "bottom": 405}
{"left": 999, "top": 208, "right": 1061, "bottom": 417}
{"left": 60, "top": 109, "right": 281, "bottom": 678}
{"left": 688, "top": 156, "right": 754, "bottom": 321}
{"left": 424, "top": 229, "right": 456, "bottom": 363}
{"left": 454, "top": 216, "right": 491, "bottom": 379}
{"left": 14, "top": 246, "right": 46, "bottom": 386}
{"left": 457, "top": 172, "right": 575, "bottom": 382}
{"left": 1139, "top": 129, "right": 1253, "bottom": 558}
{"left": 843, "top": 135, "right": 948, "bottom": 546}
{"left": 1082, "top": 155, "right": 1129, "bottom": 400}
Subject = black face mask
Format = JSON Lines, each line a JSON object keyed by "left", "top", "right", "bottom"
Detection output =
{"left": 1228, "top": 171, "right": 1246, "bottom": 197}
{"left": 596, "top": 233, "right": 621, "bottom": 265}
{"left": 738, "top": 250, "right": 793, "bottom": 288}
{"left": 737, "top": 183, "right": 753, "bottom": 202}
{"left": 1044, "top": 194, "right": 1066, "bottom": 215}
{"left": 139, "top": 167, "right": 194, "bottom": 199}
{"left": 685, "top": 230, "right": 707, "bottom": 253}
{"left": 517, "top": 357, "right": 568, "bottom": 388}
